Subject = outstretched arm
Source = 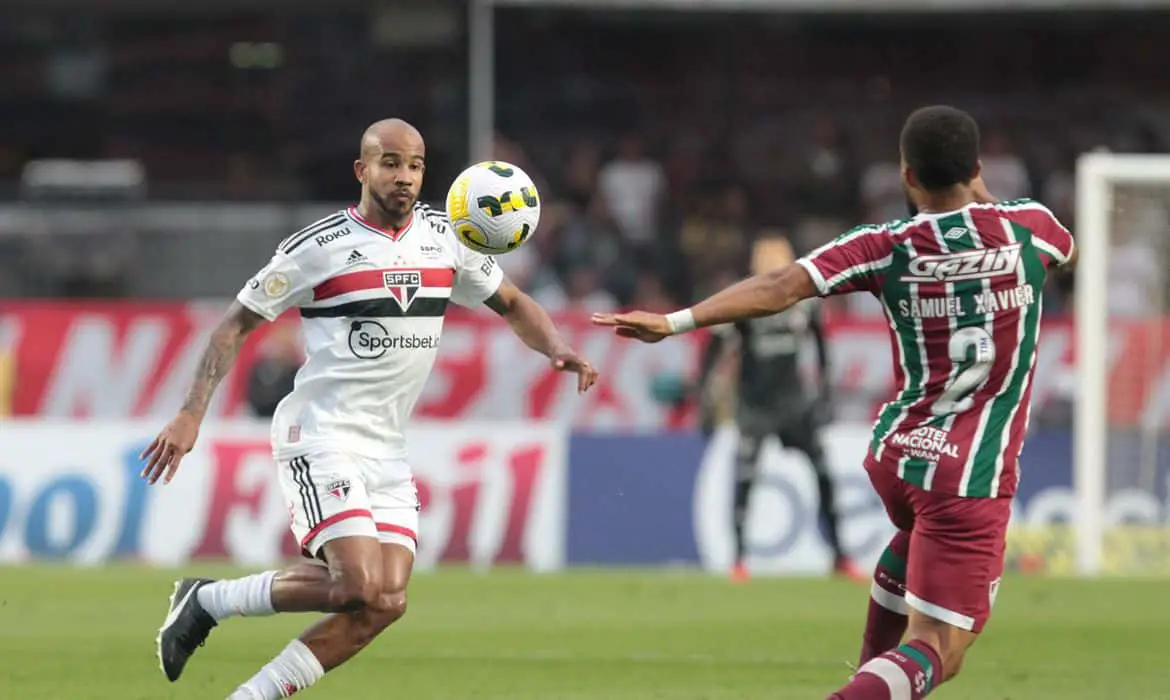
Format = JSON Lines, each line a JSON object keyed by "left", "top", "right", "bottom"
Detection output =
{"left": 593, "top": 265, "right": 818, "bottom": 343}
{"left": 484, "top": 280, "right": 598, "bottom": 393}
{"left": 141, "top": 302, "right": 266, "bottom": 484}
{"left": 688, "top": 264, "right": 818, "bottom": 329}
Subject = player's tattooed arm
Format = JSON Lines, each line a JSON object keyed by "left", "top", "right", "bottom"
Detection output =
{"left": 180, "top": 302, "right": 267, "bottom": 418}
{"left": 142, "top": 301, "right": 267, "bottom": 485}
{"left": 484, "top": 280, "right": 598, "bottom": 392}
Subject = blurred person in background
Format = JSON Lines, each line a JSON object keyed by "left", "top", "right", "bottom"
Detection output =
{"left": 694, "top": 233, "right": 864, "bottom": 583}
{"left": 628, "top": 268, "right": 677, "bottom": 313}
{"left": 1108, "top": 191, "right": 1166, "bottom": 317}
{"left": 792, "top": 120, "right": 859, "bottom": 243}
{"left": 534, "top": 265, "right": 619, "bottom": 313}
{"left": 861, "top": 158, "right": 910, "bottom": 225}
{"left": 140, "top": 118, "right": 598, "bottom": 700}
{"left": 245, "top": 322, "right": 303, "bottom": 418}
{"left": 678, "top": 182, "right": 752, "bottom": 300}
{"left": 559, "top": 140, "right": 602, "bottom": 209}
{"left": 978, "top": 130, "right": 1030, "bottom": 201}
{"left": 597, "top": 133, "right": 667, "bottom": 252}
{"left": 552, "top": 193, "right": 639, "bottom": 305}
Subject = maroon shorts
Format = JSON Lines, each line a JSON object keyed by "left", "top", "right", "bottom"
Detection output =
{"left": 866, "top": 461, "right": 1011, "bottom": 633}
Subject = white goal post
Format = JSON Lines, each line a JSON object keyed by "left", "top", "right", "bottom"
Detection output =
{"left": 1074, "top": 152, "right": 1170, "bottom": 576}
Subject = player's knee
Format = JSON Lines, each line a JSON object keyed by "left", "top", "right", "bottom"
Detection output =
{"left": 328, "top": 569, "right": 384, "bottom": 612}
{"left": 372, "top": 587, "right": 408, "bottom": 624}
{"left": 342, "top": 588, "right": 406, "bottom": 649}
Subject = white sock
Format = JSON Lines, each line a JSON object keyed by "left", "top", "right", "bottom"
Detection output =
{"left": 197, "top": 571, "right": 277, "bottom": 622}
{"left": 228, "top": 639, "right": 325, "bottom": 699}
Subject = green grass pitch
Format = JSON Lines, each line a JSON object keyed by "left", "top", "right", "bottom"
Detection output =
{"left": 0, "top": 565, "right": 1164, "bottom": 698}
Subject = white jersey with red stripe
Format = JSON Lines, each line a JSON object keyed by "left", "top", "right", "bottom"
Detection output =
{"left": 237, "top": 203, "right": 503, "bottom": 462}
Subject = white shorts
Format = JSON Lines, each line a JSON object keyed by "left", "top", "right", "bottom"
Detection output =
{"left": 276, "top": 452, "right": 420, "bottom": 559}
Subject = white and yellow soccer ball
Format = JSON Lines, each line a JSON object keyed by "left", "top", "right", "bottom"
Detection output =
{"left": 445, "top": 161, "right": 540, "bottom": 256}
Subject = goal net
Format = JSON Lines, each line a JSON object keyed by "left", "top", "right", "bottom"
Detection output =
{"left": 1070, "top": 153, "right": 1170, "bottom": 576}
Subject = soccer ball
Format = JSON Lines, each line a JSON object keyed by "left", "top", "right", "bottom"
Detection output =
{"left": 445, "top": 161, "right": 541, "bottom": 256}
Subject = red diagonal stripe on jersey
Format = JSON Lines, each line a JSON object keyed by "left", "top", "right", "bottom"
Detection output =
{"left": 314, "top": 268, "right": 455, "bottom": 300}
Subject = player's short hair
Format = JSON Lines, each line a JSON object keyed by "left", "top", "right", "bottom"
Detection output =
{"left": 900, "top": 106, "right": 980, "bottom": 192}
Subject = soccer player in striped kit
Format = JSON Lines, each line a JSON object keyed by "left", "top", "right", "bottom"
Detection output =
{"left": 594, "top": 105, "right": 1076, "bottom": 699}
{"left": 141, "top": 118, "right": 597, "bottom": 699}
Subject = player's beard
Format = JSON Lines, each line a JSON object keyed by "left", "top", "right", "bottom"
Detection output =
{"left": 370, "top": 189, "right": 414, "bottom": 227}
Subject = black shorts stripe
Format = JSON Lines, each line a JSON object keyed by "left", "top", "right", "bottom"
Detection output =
{"left": 289, "top": 458, "right": 312, "bottom": 527}
{"left": 289, "top": 458, "right": 309, "bottom": 526}
{"left": 300, "top": 297, "right": 449, "bottom": 319}
{"left": 279, "top": 214, "right": 347, "bottom": 254}
{"left": 290, "top": 457, "right": 322, "bottom": 528}
{"left": 303, "top": 459, "right": 323, "bottom": 525}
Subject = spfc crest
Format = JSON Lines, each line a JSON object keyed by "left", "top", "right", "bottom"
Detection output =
{"left": 383, "top": 270, "right": 421, "bottom": 312}
{"left": 326, "top": 479, "right": 351, "bottom": 500}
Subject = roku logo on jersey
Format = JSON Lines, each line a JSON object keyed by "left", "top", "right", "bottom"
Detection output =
{"left": 901, "top": 244, "right": 1021, "bottom": 284}
{"left": 314, "top": 227, "right": 351, "bottom": 247}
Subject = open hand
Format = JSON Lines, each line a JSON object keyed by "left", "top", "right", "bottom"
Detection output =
{"left": 140, "top": 411, "right": 202, "bottom": 485}
{"left": 551, "top": 349, "right": 598, "bottom": 393}
{"left": 591, "top": 311, "right": 672, "bottom": 343}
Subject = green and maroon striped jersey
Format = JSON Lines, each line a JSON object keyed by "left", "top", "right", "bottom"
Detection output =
{"left": 796, "top": 199, "right": 1075, "bottom": 498}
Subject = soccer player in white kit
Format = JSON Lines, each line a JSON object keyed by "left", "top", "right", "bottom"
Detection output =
{"left": 140, "top": 119, "right": 598, "bottom": 699}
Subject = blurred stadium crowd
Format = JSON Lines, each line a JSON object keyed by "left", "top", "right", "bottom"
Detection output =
{"left": 0, "top": 7, "right": 1168, "bottom": 318}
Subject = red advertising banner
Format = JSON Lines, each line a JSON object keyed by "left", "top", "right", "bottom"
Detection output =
{"left": 0, "top": 302, "right": 701, "bottom": 428}
{"left": 2, "top": 301, "right": 1167, "bottom": 428}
